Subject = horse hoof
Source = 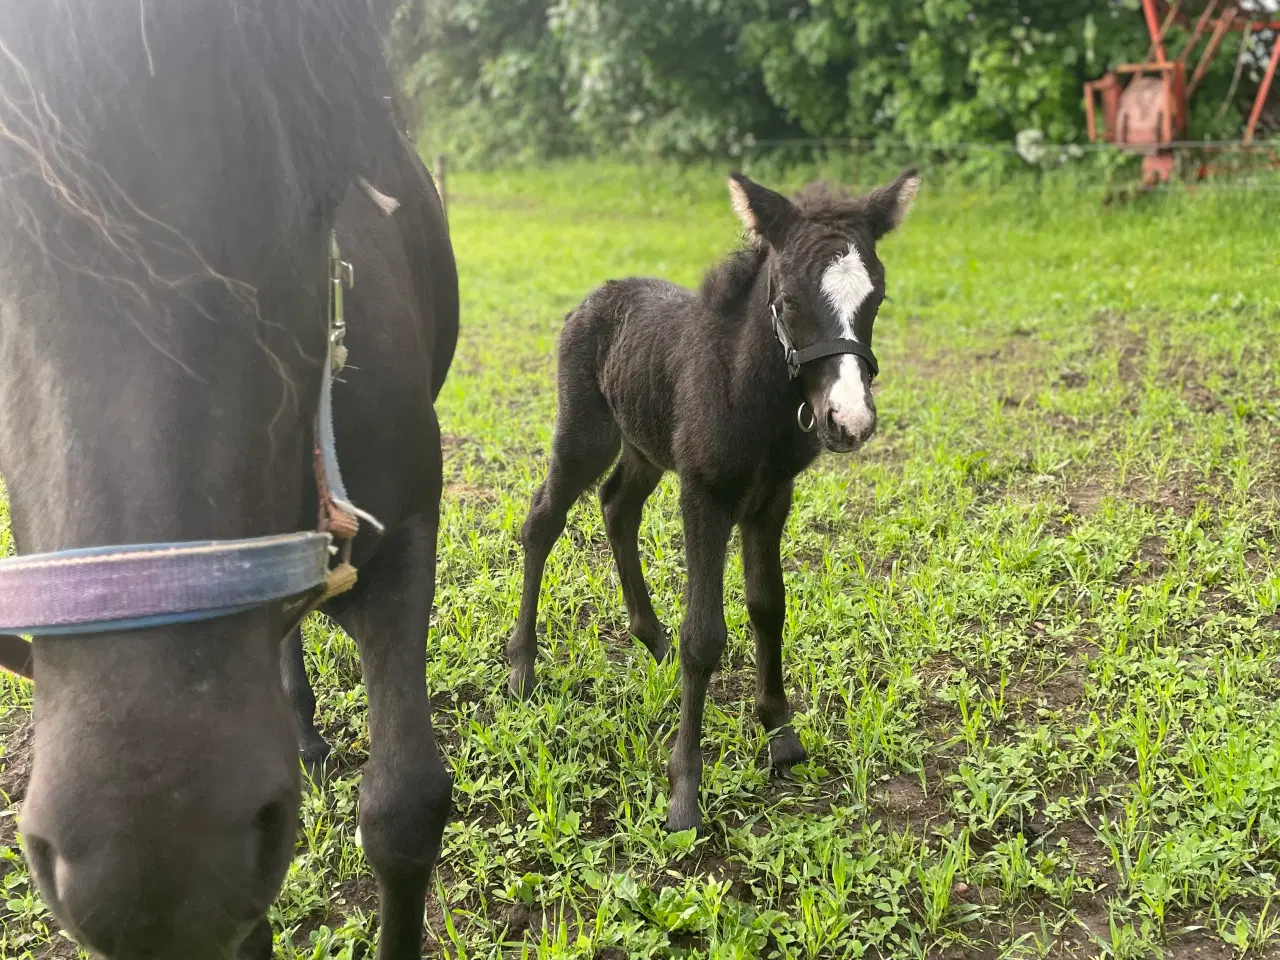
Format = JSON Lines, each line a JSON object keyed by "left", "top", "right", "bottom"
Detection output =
{"left": 507, "top": 666, "right": 536, "bottom": 701}
{"left": 300, "top": 741, "right": 331, "bottom": 788}
{"left": 768, "top": 727, "right": 806, "bottom": 775}
{"left": 665, "top": 796, "right": 702, "bottom": 834}
{"left": 631, "top": 621, "right": 671, "bottom": 664}
{"left": 235, "top": 917, "right": 273, "bottom": 960}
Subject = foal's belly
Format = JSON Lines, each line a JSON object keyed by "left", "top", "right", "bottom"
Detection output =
{"left": 610, "top": 402, "right": 676, "bottom": 471}
{"left": 602, "top": 376, "right": 676, "bottom": 471}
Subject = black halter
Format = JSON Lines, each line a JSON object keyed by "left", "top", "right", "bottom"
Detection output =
{"left": 767, "top": 272, "right": 879, "bottom": 381}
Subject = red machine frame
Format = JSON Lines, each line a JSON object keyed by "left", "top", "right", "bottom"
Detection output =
{"left": 1084, "top": 0, "right": 1280, "bottom": 184}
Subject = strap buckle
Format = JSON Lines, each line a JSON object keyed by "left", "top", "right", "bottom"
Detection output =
{"left": 328, "top": 229, "right": 354, "bottom": 373}
{"left": 770, "top": 301, "right": 801, "bottom": 379}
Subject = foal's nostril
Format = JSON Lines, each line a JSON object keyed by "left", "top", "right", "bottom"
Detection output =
{"left": 249, "top": 795, "right": 295, "bottom": 910}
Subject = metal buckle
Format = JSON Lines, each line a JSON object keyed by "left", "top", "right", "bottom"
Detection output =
{"left": 771, "top": 302, "right": 800, "bottom": 379}
{"left": 327, "top": 230, "right": 354, "bottom": 373}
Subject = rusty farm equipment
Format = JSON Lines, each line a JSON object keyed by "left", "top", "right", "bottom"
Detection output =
{"left": 1084, "top": 0, "right": 1280, "bottom": 185}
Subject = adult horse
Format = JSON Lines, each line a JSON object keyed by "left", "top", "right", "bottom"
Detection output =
{"left": 0, "top": 2, "right": 458, "bottom": 958}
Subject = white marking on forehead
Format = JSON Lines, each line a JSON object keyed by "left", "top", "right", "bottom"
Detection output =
{"left": 820, "top": 244, "right": 874, "bottom": 337}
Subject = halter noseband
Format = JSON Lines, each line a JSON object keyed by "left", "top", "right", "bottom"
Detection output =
{"left": 0, "top": 228, "right": 382, "bottom": 678}
{"left": 767, "top": 271, "right": 879, "bottom": 432}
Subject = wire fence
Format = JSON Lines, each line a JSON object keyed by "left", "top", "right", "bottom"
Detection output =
{"left": 717, "top": 134, "right": 1280, "bottom": 195}
{"left": 741, "top": 136, "right": 1280, "bottom": 152}
{"left": 427, "top": 133, "right": 1280, "bottom": 205}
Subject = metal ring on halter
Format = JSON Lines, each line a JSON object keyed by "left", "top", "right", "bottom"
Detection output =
{"left": 797, "top": 402, "right": 816, "bottom": 433}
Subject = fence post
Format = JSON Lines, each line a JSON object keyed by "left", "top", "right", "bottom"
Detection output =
{"left": 433, "top": 154, "right": 448, "bottom": 227}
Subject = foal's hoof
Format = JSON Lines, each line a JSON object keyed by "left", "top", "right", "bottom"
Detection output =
{"left": 632, "top": 620, "right": 672, "bottom": 664}
{"left": 665, "top": 795, "right": 703, "bottom": 835}
{"left": 768, "top": 727, "right": 807, "bottom": 775}
{"left": 507, "top": 663, "right": 536, "bottom": 701}
{"left": 647, "top": 637, "right": 673, "bottom": 665}
{"left": 300, "top": 741, "right": 331, "bottom": 789}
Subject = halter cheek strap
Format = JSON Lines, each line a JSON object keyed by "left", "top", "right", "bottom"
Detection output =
{"left": 767, "top": 271, "right": 879, "bottom": 383}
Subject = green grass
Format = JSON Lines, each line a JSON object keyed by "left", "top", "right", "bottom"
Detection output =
{"left": 4, "top": 161, "right": 1280, "bottom": 958}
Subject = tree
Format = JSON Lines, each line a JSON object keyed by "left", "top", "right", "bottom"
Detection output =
{"left": 740, "top": 1, "right": 1154, "bottom": 146}
{"left": 391, "top": 0, "right": 1247, "bottom": 163}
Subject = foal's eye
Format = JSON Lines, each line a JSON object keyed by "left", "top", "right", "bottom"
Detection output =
{"left": 782, "top": 294, "right": 798, "bottom": 311}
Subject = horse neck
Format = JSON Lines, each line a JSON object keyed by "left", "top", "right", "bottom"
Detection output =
{"left": 739, "top": 254, "right": 788, "bottom": 380}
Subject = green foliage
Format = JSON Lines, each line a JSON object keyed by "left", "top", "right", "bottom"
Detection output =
{"left": 394, "top": 0, "right": 1261, "bottom": 162}
{"left": 392, "top": 0, "right": 582, "bottom": 164}
{"left": 741, "top": 1, "right": 1153, "bottom": 145}
{"left": 548, "top": 0, "right": 784, "bottom": 156}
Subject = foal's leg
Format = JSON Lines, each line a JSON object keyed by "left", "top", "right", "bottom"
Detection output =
{"left": 280, "top": 625, "right": 331, "bottom": 783}
{"left": 667, "top": 482, "right": 734, "bottom": 833}
{"left": 600, "top": 443, "right": 669, "bottom": 662}
{"left": 507, "top": 388, "right": 620, "bottom": 698}
{"left": 328, "top": 511, "right": 451, "bottom": 959}
{"left": 742, "top": 483, "right": 805, "bottom": 773}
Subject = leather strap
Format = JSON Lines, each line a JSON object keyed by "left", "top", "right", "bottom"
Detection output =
{"left": 0, "top": 533, "right": 332, "bottom": 637}
{"left": 766, "top": 267, "right": 878, "bottom": 381}
{"left": 792, "top": 338, "right": 879, "bottom": 378}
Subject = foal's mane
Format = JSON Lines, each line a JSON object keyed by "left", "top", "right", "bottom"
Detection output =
{"left": 0, "top": 0, "right": 393, "bottom": 317}
{"left": 700, "top": 246, "right": 768, "bottom": 316}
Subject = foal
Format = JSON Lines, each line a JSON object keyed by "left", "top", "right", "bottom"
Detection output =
{"left": 508, "top": 169, "right": 920, "bottom": 832}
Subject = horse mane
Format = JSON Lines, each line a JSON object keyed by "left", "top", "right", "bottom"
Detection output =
{"left": 700, "top": 245, "right": 768, "bottom": 316}
{"left": 0, "top": 0, "right": 394, "bottom": 303}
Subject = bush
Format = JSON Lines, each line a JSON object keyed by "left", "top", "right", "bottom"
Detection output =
{"left": 392, "top": 0, "right": 1254, "bottom": 164}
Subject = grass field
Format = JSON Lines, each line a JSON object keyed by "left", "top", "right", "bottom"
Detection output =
{"left": 3, "top": 162, "right": 1280, "bottom": 959}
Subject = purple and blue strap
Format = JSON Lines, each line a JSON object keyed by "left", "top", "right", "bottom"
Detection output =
{"left": 0, "top": 533, "right": 332, "bottom": 678}
{"left": 0, "top": 533, "right": 331, "bottom": 636}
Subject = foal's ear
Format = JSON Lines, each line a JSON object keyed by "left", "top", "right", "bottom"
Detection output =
{"left": 864, "top": 167, "right": 921, "bottom": 240}
{"left": 727, "top": 173, "right": 799, "bottom": 248}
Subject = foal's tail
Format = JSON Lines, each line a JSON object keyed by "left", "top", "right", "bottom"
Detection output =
{"left": 554, "top": 281, "right": 641, "bottom": 433}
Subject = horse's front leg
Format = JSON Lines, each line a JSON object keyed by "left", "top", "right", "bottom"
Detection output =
{"left": 235, "top": 918, "right": 274, "bottom": 960}
{"left": 666, "top": 482, "right": 733, "bottom": 833}
{"left": 329, "top": 509, "right": 452, "bottom": 960}
{"left": 742, "top": 482, "right": 805, "bottom": 772}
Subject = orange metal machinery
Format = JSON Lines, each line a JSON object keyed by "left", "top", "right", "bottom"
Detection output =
{"left": 1084, "top": 0, "right": 1280, "bottom": 184}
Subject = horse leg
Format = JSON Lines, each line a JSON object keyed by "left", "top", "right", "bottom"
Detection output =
{"left": 328, "top": 512, "right": 451, "bottom": 960}
{"left": 600, "top": 443, "right": 669, "bottom": 662}
{"left": 280, "top": 625, "right": 331, "bottom": 783}
{"left": 742, "top": 482, "right": 805, "bottom": 773}
{"left": 507, "top": 386, "right": 619, "bottom": 698}
{"left": 666, "top": 482, "right": 733, "bottom": 833}
{"left": 235, "top": 917, "right": 273, "bottom": 960}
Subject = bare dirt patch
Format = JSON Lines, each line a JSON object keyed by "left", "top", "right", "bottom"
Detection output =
{"left": 1066, "top": 481, "right": 1107, "bottom": 517}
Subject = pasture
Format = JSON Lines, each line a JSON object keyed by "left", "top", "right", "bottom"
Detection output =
{"left": 3, "top": 162, "right": 1280, "bottom": 959}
